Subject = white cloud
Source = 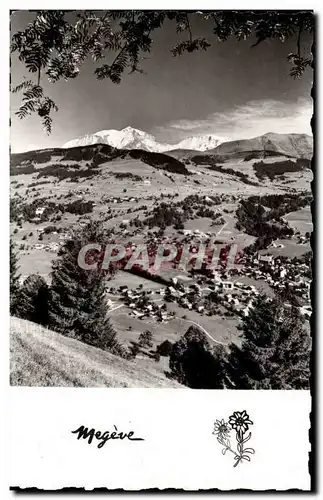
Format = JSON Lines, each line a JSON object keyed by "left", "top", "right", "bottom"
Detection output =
{"left": 157, "top": 98, "right": 312, "bottom": 142}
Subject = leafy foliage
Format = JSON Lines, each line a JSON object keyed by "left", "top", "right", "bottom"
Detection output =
{"left": 12, "top": 79, "right": 58, "bottom": 133}
{"left": 11, "top": 10, "right": 314, "bottom": 131}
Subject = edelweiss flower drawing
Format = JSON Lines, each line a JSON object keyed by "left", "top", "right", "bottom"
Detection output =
{"left": 213, "top": 419, "right": 231, "bottom": 437}
{"left": 213, "top": 410, "right": 255, "bottom": 467}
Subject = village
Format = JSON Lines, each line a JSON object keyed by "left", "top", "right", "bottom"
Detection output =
{"left": 104, "top": 240, "right": 312, "bottom": 328}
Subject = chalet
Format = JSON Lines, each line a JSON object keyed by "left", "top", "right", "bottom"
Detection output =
{"left": 35, "top": 207, "right": 45, "bottom": 216}
{"left": 222, "top": 281, "right": 234, "bottom": 290}
{"left": 49, "top": 242, "right": 59, "bottom": 252}
{"left": 280, "top": 268, "right": 287, "bottom": 278}
{"left": 257, "top": 254, "right": 274, "bottom": 264}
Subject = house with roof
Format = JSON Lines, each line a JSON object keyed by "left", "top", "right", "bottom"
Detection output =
{"left": 257, "top": 253, "right": 274, "bottom": 264}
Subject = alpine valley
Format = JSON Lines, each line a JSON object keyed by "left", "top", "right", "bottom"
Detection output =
{"left": 10, "top": 129, "right": 313, "bottom": 387}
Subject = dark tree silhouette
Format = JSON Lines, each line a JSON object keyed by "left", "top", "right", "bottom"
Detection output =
{"left": 227, "top": 294, "right": 311, "bottom": 389}
{"left": 11, "top": 11, "right": 313, "bottom": 133}
{"left": 157, "top": 339, "right": 173, "bottom": 356}
{"left": 16, "top": 274, "right": 49, "bottom": 325}
{"left": 138, "top": 330, "right": 154, "bottom": 348}
{"left": 49, "top": 221, "right": 120, "bottom": 353}
{"left": 169, "top": 325, "right": 228, "bottom": 388}
{"left": 10, "top": 239, "right": 21, "bottom": 314}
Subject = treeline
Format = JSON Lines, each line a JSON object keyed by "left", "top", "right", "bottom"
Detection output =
{"left": 189, "top": 155, "right": 258, "bottom": 186}
{"left": 190, "top": 154, "right": 229, "bottom": 165}
{"left": 246, "top": 192, "right": 312, "bottom": 216}
{"left": 10, "top": 143, "right": 190, "bottom": 179}
{"left": 109, "top": 171, "right": 142, "bottom": 181}
{"left": 130, "top": 194, "right": 223, "bottom": 231}
{"left": 128, "top": 149, "right": 189, "bottom": 175}
{"left": 253, "top": 158, "right": 311, "bottom": 181}
{"left": 243, "top": 150, "right": 288, "bottom": 162}
{"left": 36, "top": 163, "right": 98, "bottom": 181}
{"left": 236, "top": 193, "right": 312, "bottom": 251}
{"left": 10, "top": 197, "right": 94, "bottom": 223}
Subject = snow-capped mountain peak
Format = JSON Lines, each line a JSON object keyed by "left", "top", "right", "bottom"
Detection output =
{"left": 175, "top": 134, "right": 228, "bottom": 151}
{"left": 62, "top": 127, "right": 228, "bottom": 152}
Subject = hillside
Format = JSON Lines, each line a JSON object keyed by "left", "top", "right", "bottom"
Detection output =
{"left": 10, "top": 133, "right": 312, "bottom": 279}
{"left": 11, "top": 143, "right": 189, "bottom": 176}
{"left": 210, "top": 132, "right": 313, "bottom": 159}
{"left": 10, "top": 317, "right": 181, "bottom": 388}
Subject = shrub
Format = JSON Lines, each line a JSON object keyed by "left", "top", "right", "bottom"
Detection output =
{"left": 64, "top": 199, "right": 94, "bottom": 215}
{"left": 157, "top": 340, "right": 173, "bottom": 357}
{"left": 129, "top": 343, "right": 140, "bottom": 358}
{"left": 138, "top": 330, "right": 154, "bottom": 348}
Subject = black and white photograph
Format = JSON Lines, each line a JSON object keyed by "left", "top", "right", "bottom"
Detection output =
{"left": 7, "top": 7, "right": 315, "bottom": 491}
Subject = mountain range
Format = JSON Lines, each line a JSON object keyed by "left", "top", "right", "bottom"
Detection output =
{"left": 62, "top": 127, "right": 312, "bottom": 159}
{"left": 209, "top": 132, "right": 313, "bottom": 159}
{"left": 62, "top": 126, "right": 226, "bottom": 152}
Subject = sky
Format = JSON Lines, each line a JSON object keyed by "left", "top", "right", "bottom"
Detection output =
{"left": 10, "top": 11, "right": 313, "bottom": 153}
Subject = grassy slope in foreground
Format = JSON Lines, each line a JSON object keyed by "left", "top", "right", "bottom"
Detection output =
{"left": 10, "top": 317, "right": 181, "bottom": 388}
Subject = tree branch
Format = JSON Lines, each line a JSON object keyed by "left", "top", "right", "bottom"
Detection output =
{"left": 211, "top": 12, "right": 220, "bottom": 28}
{"left": 186, "top": 13, "right": 193, "bottom": 43}
{"left": 297, "top": 19, "right": 303, "bottom": 57}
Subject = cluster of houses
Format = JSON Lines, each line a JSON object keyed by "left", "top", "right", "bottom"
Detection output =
{"left": 295, "top": 233, "right": 311, "bottom": 245}
{"left": 101, "top": 194, "right": 140, "bottom": 204}
{"left": 162, "top": 276, "right": 256, "bottom": 318}
{"left": 107, "top": 285, "right": 175, "bottom": 322}
{"left": 241, "top": 253, "right": 311, "bottom": 303}
{"left": 33, "top": 242, "right": 60, "bottom": 252}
